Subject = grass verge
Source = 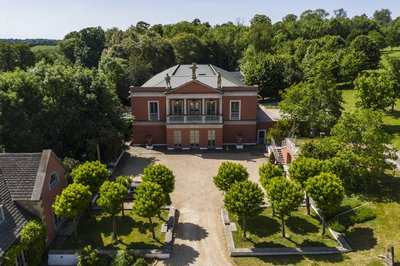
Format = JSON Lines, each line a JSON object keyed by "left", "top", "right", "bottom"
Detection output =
{"left": 230, "top": 207, "right": 337, "bottom": 249}
{"left": 62, "top": 210, "right": 168, "bottom": 250}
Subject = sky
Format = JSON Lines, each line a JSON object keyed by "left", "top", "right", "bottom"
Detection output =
{"left": 1, "top": 0, "right": 400, "bottom": 39}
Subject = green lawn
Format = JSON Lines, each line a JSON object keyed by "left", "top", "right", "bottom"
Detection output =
{"left": 230, "top": 208, "right": 337, "bottom": 249}
{"left": 234, "top": 173, "right": 400, "bottom": 266}
{"left": 31, "top": 45, "right": 57, "bottom": 52}
{"left": 62, "top": 210, "right": 168, "bottom": 250}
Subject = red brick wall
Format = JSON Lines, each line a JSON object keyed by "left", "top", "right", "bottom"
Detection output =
{"left": 166, "top": 128, "right": 223, "bottom": 149}
{"left": 257, "top": 121, "right": 275, "bottom": 130}
{"left": 131, "top": 97, "right": 166, "bottom": 121}
{"left": 223, "top": 124, "right": 257, "bottom": 144}
{"left": 40, "top": 152, "right": 68, "bottom": 243}
{"left": 133, "top": 124, "right": 166, "bottom": 145}
{"left": 222, "top": 96, "right": 258, "bottom": 120}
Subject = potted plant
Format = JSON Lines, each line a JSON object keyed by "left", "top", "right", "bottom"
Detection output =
{"left": 146, "top": 135, "right": 153, "bottom": 149}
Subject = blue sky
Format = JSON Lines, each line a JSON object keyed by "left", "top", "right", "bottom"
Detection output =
{"left": 0, "top": 0, "right": 399, "bottom": 39}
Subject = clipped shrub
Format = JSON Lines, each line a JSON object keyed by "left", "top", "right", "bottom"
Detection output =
{"left": 328, "top": 219, "right": 346, "bottom": 233}
{"left": 133, "top": 257, "right": 147, "bottom": 266}
{"left": 351, "top": 206, "right": 376, "bottom": 223}
{"left": 112, "top": 250, "right": 133, "bottom": 266}
{"left": 77, "top": 245, "right": 99, "bottom": 266}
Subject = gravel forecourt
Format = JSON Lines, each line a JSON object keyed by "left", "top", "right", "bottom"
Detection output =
{"left": 114, "top": 146, "right": 267, "bottom": 266}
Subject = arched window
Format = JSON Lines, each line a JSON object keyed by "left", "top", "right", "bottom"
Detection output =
{"left": 49, "top": 173, "right": 59, "bottom": 189}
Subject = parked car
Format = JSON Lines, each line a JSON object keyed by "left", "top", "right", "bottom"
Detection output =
{"left": 127, "top": 181, "right": 142, "bottom": 199}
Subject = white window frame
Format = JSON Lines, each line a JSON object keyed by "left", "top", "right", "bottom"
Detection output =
{"left": 208, "top": 130, "right": 216, "bottom": 147}
{"left": 206, "top": 100, "right": 217, "bottom": 115}
{"left": 173, "top": 130, "right": 182, "bottom": 147}
{"left": 229, "top": 100, "right": 241, "bottom": 120}
{"left": 148, "top": 101, "right": 160, "bottom": 121}
{"left": 49, "top": 172, "right": 59, "bottom": 190}
{"left": 190, "top": 130, "right": 200, "bottom": 147}
{"left": 0, "top": 204, "right": 4, "bottom": 224}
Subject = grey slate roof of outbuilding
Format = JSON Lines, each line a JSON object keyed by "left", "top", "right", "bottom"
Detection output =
{"left": 0, "top": 153, "right": 42, "bottom": 201}
{"left": 0, "top": 170, "right": 34, "bottom": 259}
{"left": 141, "top": 64, "right": 245, "bottom": 88}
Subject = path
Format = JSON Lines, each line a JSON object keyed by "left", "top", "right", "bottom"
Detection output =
{"left": 116, "top": 147, "right": 266, "bottom": 266}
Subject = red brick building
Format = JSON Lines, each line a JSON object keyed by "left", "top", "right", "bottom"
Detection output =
{"left": 0, "top": 150, "right": 68, "bottom": 264}
{"left": 130, "top": 64, "right": 276, "bottom": 150}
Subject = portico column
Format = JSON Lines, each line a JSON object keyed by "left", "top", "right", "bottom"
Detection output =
{"left": 202, "top": 98, "right": 205, "bottom": 115}
{"left": 166, "top": 98, "right": 170, "bottom": 115}
{"left": 184, "top": 98, "right": 187, "bottom": 123}
{"left": 219, "top": 95, "right": 223, "bottom": 123}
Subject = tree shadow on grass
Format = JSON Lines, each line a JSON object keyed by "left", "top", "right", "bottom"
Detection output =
{"left": 286, "top": 216, "right": 319, "bottom": 235}
{"left": 175, "top": 222, "right": 208, "bottom": 241}
{"left": 163, "top": 244, "right": 200, "bottom": 266}
{"left": 367, "top": 174, "right": 400, "bottom": 203}
{"left": 345, "top": 227, "right": 377, "bottom": 251}
{"left": 246, "top": 215, "right": 280, "bottom": 238}
{"left": 300, "top": 239, "right": 329, "bottom": 247}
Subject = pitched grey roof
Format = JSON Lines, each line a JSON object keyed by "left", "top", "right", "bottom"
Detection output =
{"left": 0, "top": 170, "right": 33, "bottom": 259}
{"left": 0, "top": 153, "right": 42, "bottom": 200}
{"left": 141, "top": 64, "right": 245, "bottom": 88}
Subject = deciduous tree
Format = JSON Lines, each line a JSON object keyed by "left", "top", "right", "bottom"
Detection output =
{"left": 133, "top": 181, "right": 166, "bottom": 239}
{"left": 289, "top": 157, "right": 328, "bottom": 215}
{"left": 213, "top": 161, "right": 249, "bottom": 192}
{"left": 354, "top": 70, "right": 394, "bottom": 111}
{"left": 53, "top": 183, "right": 92, "bottom": 239}
{"left": 267, "top": 177, "right": 303, "bottom": 237}
{"left": 306, "top": 173, "right": 344, "bottom": 235}
{"left": 72, "top": 161, "right": 110, "bottom": 195}
{"left": 97, "top": 181, "right": 128, "bottom": 240}
{"left": 224, "top": 180, "right": 264, "bottom": 238}
{"left": 142, "top": 163, "right": 175, "bottom": 204}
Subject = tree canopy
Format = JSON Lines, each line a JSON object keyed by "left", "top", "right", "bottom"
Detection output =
{"left": 224, "top": 180, "right": 264, "bottom": 238}
{"left": 72, "top": 161, "right": 110, "bottom": 195}
{"left": 213, "top": 161, "right": 249, "bottom": 192}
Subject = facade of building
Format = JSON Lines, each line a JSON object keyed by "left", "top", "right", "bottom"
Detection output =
{"left": 130, "top": 64, "right": 276, "bottom": 150}
{"left": 0, "top": 150, "right": 68, "bottom": 263}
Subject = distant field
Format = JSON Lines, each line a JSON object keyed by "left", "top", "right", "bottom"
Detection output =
{"left": 31, "top": 45, "right": 57, "bottom": 52}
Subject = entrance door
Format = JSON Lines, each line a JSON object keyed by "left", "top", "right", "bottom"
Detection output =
{"left": 190, "top": 130, "right": 200, "bottom": 148}
{"left": 258, "top": 130, "right": 266, "bottom": 144}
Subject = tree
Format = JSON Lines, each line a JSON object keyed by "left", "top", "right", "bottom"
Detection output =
{"left": 383, "top": 56, "right": 400, "bottom": 112}
{"left": 72, "top": 161, "right": 110, "bottom": 195}
{"left": 0, "top": 70, "right": 44, "bottom": 152}
{"left": 213, "top": 161, "right": 249, "bottom": 192}
{"left": 330, "top": 109, "right": 396, "bottom": 191}
{"left": 279, "top": 79, "right": 342, "bottom": 136}
{"left": 354, "top": 70, "right": 394, "bottom": 111}
{"left": 32, "top": 61, "right": 125, "bottom": 161}
{"left": 241, "top": 47, "right": 301, "bottom": 97}
{"left": 339, "top": 51, "right": 369, "bottom": 83}
{"left": 350, "top": 35, "right": 380, "bottom": 69}
{"left": 20, "top": 220, "right": 46, "bottom": 266}
{"left": 170, "top": 33, "right": 205, "bottom": 64}
{"left": 373, "top": 9, "right": 392, "bottom": 26}
{"left": 59, "top": 27, "right": 105, "bottom": 68}
{"left": 53, "top": 183, "right": 92, "bottom": 239}
{"left": 116, "top": 175, "right": 131, "bottom": 217}
{"left": 258, "top": 162, "right": 284, "bottom": 188}
{"left": 289, "top": 157, "right": 328, "bottom": 215}
{"left": 142, "top": 163, "right": 175, "bottom": 204}
{"left": 0, "top": 42, "right": 35, "bottom": 72}
{"left": 97, "top": 181, "right": 128, "bottom": 240}
{"left": 267, "top": 177, "right": 303, "bottom": 237}
{"left": 134, "top": 181, "right": 166, "bottom": 239}
{"left": 333, "top": 8, "right": 347, "bottom": 19}
{"left": 386, "top": 18, "right": 400, "bottom": 49}
{"left": 300, "top": 137, "right": 341, "bottom": 160}
{"left": 224, "top": 180, "right": 264, "bottom": 238}
{"left": 112, "top": 250, "right": 133, "bottom": 266}
{"left": 305, "top": 173, "right": 344, "bottom": 235}
{"left": 76, "top": 245, "right": 99, "bottom": 266}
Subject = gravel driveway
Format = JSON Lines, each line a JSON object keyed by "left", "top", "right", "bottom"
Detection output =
{"left": 114, "top": 146, "right": 267, "bottom": 266}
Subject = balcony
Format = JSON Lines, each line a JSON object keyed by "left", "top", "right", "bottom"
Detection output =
{"left": 167, "top": 114, "right": 222, "bottom": 124}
